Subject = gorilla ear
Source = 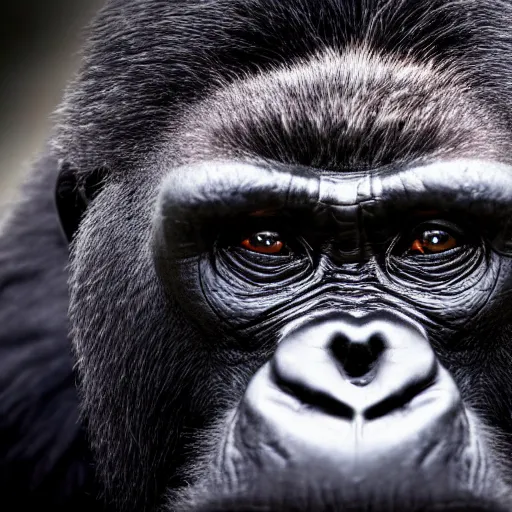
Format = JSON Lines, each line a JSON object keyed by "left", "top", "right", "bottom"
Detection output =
{"left": 55, "top": 163, "right": 107, "bottom": 243}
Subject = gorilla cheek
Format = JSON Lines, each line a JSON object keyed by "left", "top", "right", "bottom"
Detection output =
{"left": 68, "top": 186, "right": 225, "bottom": 506}
{"left": 376, "top": 240, "right": 504, "bottom": 329}
{"left": 153, "top": 235, "right": 319, "bottom": 345}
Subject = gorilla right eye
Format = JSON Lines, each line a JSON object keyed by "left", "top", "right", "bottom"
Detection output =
{"left": 241, "top": 231, "right": 285, "bottom": 254}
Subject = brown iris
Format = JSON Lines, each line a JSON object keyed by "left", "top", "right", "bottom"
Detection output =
{"left": 241, "top": 231, "right": 284, "bottom": 254}
{"left": 410, "top": 229, "right": 458, "bottom": 255}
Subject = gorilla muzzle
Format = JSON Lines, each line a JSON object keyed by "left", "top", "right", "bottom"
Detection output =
{"left": 201, "top": 312, "right": 501, "bottom": 511}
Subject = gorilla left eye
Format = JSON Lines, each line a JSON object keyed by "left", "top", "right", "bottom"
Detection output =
{"left": 241, "top": 231, "right": 285, "bottom": 254}
{"left": 408, "top": 229, "right": 458, "bottom": 255}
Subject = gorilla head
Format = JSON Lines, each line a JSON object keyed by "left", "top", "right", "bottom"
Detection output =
{"left": 51, "top": 0, "right": 512, "bottom": 510}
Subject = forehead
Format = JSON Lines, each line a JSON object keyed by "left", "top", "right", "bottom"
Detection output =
{"left": 173, "top": 47, "right": 510, "bottom": 172}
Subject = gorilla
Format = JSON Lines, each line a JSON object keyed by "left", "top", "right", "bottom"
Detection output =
{"left": 3, "top": 0, "right": 512, "bottom": 510}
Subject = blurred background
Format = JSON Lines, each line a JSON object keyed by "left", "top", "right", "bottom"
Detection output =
{"left": 0, "top": 1, "right": 104, "bottom": 214}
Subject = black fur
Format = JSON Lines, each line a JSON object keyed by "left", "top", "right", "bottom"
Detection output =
{"left": 3, "top": 1, "right": 512, "bottom": 511}
{"left": 0, "top": 154, "right": 99, "bottom": 510}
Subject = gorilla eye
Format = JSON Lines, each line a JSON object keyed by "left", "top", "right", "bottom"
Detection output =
{"left": 408, "top": 229, "right": 458, "bottom": 255}
{"left": 241, "top": 231, "right": 285, "bottom": 254}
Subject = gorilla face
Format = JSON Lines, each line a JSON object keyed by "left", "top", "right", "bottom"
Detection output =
{"left": 54, "top": 1, "right": 512, "bottom": 511}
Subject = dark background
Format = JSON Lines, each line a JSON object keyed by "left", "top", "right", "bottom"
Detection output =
{"left": 0, "top": 1, "right": 103, "bottom": 214}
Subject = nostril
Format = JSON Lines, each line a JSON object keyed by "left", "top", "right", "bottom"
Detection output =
{"left": 368, "top": 334, "right": 386, "bottom": 360}
{"left": 330, "top": 332, "right": 386, "bottom": 384}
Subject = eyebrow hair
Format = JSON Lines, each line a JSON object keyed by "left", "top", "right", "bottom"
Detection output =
{"left": 154, "top": 159, "right": 512, "bottom": 259}
{"left": 159, "top": 159, "right": 512, "bottom": 218}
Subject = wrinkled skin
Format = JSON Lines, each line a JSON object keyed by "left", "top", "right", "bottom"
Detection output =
{"left": 5, "top": 0, "right": 512, "bottom": 511}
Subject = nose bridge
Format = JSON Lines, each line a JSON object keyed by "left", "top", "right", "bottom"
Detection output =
{"left": 316, "top": 172, "right": 382, "bottom": 261}
{"left": 271, "top": 311, "right": 438, "bottom": 418}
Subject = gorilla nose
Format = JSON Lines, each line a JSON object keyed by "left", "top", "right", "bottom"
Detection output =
{"left": 329, "top": 326, "right": 385, "bottom": 384}
{"left": 270, "top": 311, "right": 438, "bottom": 419}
